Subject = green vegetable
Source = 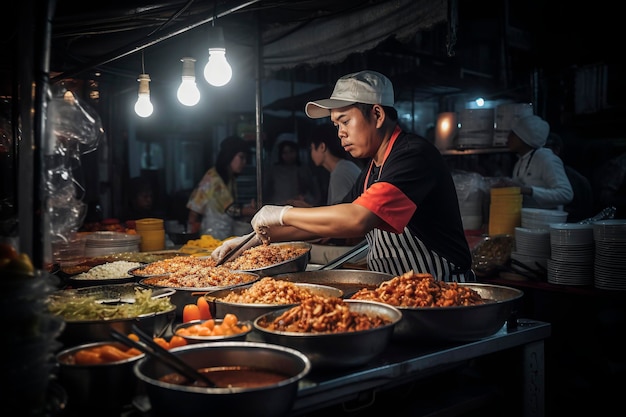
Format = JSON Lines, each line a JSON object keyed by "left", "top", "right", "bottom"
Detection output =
{"left": 48, "top": 288, "right": 174, "bottom": 321}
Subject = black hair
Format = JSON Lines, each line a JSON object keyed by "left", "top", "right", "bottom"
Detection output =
{"left": 309, "top": 123, "right": 347, "bottom": 159}
{"left": 215, "top": 135, "right": 249, "bottom": 182}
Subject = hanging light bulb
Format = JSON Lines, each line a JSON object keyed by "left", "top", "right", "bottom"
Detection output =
{"left": 134, "top": 73, "right": 154, "bottom": 118}
{"left": 203, "top": 26, "right": 232, "bottom": 87}
{"left": 177, "top": 57, "right": 200, "bottom": 106}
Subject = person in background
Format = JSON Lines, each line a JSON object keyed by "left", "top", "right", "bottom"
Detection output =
{"left": 505, "top": 115, "right": 573, "bottom": 211}
{"left": 214, "top": 70, "right": 473, "bottom": 282}
{"left": 299, "top": 123, "right": 362, "bottom": 207}
{"left": 545, "top": 132, "right": 594, "bottom": 222}
{"left": 186, "top": 136, "right": 257, "bottom": 239}
{"left": 263, "top": 138, "right": 321, "bottom": 207}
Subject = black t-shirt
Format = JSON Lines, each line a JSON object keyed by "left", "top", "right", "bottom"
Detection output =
{"left": 345, "top": 130, "right": 471, "bottom": 271}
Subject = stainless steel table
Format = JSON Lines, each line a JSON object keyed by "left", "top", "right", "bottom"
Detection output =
{"left": 289, "top": 318, "right": 551, "bottom": 417}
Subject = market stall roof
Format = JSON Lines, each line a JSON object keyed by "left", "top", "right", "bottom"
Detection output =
{"left": 47, "top": 0, "right": 449, "bottom": 83}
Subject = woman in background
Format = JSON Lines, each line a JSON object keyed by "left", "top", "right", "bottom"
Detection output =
{"left": 187, "top": 136, "right": 257, "bottom": 239}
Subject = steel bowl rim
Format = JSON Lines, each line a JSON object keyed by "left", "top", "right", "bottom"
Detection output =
{"left": 252, "top": 299, "right": 402, "bottom": 337}
{"left": 134, "top": 340, "right": 312, "bottom": 394}
{"left": 58, "top": 304, "right": 177, "bottom": 324}
{"left": 138, "top": 271, "right": 261, "bottom": 292}
{"left": 56, "top": 340, "right": 146, "bottom": 367}
{"left": 49, "top": 284, "right": 178, "bottom": 323}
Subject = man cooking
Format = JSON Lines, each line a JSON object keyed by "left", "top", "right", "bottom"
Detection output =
{"left": 213, "top": 70, "right": 473, "bottom": 282}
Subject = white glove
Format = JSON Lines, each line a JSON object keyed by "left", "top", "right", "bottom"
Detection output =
{"left": 251, "top": 205, "right": 293, "bottom": 231}
{"left": 211, "top": 234, "right": 261, "bottom": 262}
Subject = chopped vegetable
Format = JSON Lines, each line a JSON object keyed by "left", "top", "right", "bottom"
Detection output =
{"left": 182, "top": 304, "right": 201, "bottom": 322}
{"left": 197, "top": 296, "right": 212, "bottom": 320}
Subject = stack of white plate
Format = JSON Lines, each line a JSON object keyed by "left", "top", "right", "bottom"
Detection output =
{"left": 547, "top": 223, "right": 594, "bottom": 286}
{"left": 593, "top": 219, "right": 626, "bottom": 290}
{"left": 511, "top": 227, "right": 550, "bottom": 273}
{"left": 84, "top": 231, "right": 141, "bottom": 257}
{"left": 521, "top": 208, "right": 568, "bottom": 230}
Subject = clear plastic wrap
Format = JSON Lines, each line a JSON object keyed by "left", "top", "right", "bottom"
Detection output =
{"left": 44, "top": 85, "right": 104, "bottom": 259}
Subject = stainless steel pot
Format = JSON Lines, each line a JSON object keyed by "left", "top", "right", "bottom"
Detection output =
{"left": 134, "top": 341, "right": 311, "bottom": 417}
{"left": 387, "top": 283, "right": 524, "bottom": 342}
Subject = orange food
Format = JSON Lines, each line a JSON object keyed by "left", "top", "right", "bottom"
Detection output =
{"left": 201, "top": 319, "right": 215, "bottom": 330}
{"left": 70, "top": 344, "right": 143, "bottom": 365}
{"left": 197, "top": 296, "right": 212, "bottom": 320}
{"left": 168, "top": 335, "right": 188, "bottom": 349}
{"left": 175, "top": 314, "right": 250, "bottom": 338}
{"left": 73, "top": 349, "right": 104, "bottom": 365}
{"left": 98, "top": 345, "right": 134, "bottom": 362}
{"left": 222, "top": 313, "right": 238, "bottom": 327}
{"left": 182, "top": 304, "right": 201, "bottom": 322}
{"left": 126, "top": 348, "right": 143, "bottom": 356}
{"left": 153, "top": 337, "right": 170, "bottom": 350}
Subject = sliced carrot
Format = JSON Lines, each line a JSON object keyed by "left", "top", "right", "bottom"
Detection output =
{"left": 201, "top": 319, "right": 215, "bottom": 330}
{"left": 197, "top": 297, "right": 212, "bottom": 320}
{"left": 125, "top": 348, "right": 143, "bottom": 357}
{"left": 74, "top": 349, "right": 104, "bottom": 365}
{"left": 99, "top": 345, "right": 134, "bottom": 362}
{"left": 153, "top": 337, "right": 170, "bottom": 350}
{"left": 182, "top": 304, "right": 201, "bottom": 323}
{"left": 168, "top": 335, "right": 188, "bottom": 349}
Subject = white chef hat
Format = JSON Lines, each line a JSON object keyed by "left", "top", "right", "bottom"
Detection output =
{"left": 511, "top": 115, "right": 550, "bottom": 148}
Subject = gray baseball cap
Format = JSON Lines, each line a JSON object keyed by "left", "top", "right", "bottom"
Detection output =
{"left": 305, "top": 70, "right": 395, "bottom": 119}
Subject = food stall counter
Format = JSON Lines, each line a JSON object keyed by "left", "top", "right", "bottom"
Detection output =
{"left": 288, "top": 318, "right": 550, "bottom": 417}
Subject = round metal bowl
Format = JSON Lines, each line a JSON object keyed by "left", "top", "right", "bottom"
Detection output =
{"left": 386, "top": 283, "right": 524, "bottom": 342}
{"left": 253, "top": 299, "right": 402, "bottom": 369}
{"left": 66, "top": 273, "right": 139, "bottom": 288}
{"left": 205, "top": 281, "right": 344, "bottom": 322}
{"left": 48, "top": 283, "right": 177, "bottom": 347}
{"left": 233, "top": 241, "right": 312, "bottom": 277}
{"left": 139, "top": 272, "right": 260, "bottom": 319}
{"left": 56, "top": 341, "right": 145, "bottom": 415}
{"left": 134, "top": 341, "right": 311, "bottom": 417}
{"left": 172, "top": 318, "right": 253, "bottom": 344}
{"left": 63, "top": 261, "right": 145, "bottom": 288}
{"left": 273, "top": 269, "right": 393, "bottom": 298}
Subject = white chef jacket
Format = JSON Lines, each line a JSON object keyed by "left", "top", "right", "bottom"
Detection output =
{"left": 512, "top": 147, "right": 574, "bottom": 209}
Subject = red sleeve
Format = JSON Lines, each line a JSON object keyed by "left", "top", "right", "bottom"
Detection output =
{"left": 353, "top": 182, "right": 416, "bottom": 233}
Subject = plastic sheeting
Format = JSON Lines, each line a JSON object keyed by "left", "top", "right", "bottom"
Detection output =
{"left": 262, "top": 0, "right": 447, "bottom": 70}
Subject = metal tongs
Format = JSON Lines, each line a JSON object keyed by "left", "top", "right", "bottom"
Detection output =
{"left": 110, "top": 325, "right": 216, "bottom": 387}
{"left": 317, "top": 240, "right": 369, "bottom": 270}
{"left": 214, "top": 231, "right": 257, "bottom": 266}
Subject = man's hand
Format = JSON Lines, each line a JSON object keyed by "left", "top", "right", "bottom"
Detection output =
{"left": 211, "top": 234, "right": 261, "bottom": 262}
{"left": 251, "top": 205, "right": 293, "bottom": 244}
